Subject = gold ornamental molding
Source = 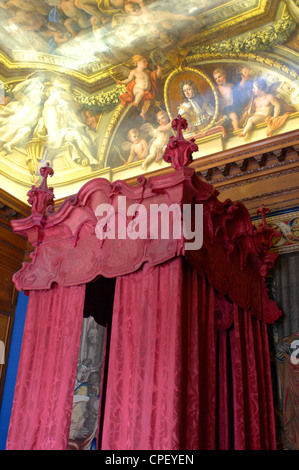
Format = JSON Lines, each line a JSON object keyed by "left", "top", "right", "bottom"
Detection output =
{"left": 187, "top": 52, "right": 299, "bottom": 80}
{"left": 193, "top": 0, "right": 271, "bottom": 45}
{"left": 0, "top": 50, "right": 113, "bottom": 88}
{"left": 98, "top": 103, "right": 126, "bottom": 167}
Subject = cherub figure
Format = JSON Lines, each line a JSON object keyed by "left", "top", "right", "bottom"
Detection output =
{"left": 58, "top": 0, "right": 91, "bottom": 37}
{"left": 8, "top": 8, "right": 46, "bottom": 32}
{"left": 46, "top": 21, "right": 71, "bottom": 51}
{"left": 118, "top": 54, "right": 162, "bottom": 120}
{"left": 213, "top": 67, "right": 240, "bottom": 132}
{"left": 141, "top": 110, "right": 172, "bottom": 171}
{"left": 74, "top": 0, "right": 145, "bottom": 24}
{"left": 238, "top": 78, "right": 281, "bottom": 138}
{"left": 74, "top": 0, "right": 107, "bottom": 21}
{"left": 123, "top": 1, "right": 197, "bottom": 30}
{"left": 123, "top": 128, "right": 148, "bottom": 165}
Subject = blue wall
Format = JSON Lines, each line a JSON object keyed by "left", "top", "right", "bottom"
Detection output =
{"left": 0, "top": 292, "right": 28, "bottom": 450}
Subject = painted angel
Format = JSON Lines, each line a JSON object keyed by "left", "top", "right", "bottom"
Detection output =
{"left": 122, "top": 127, "right": 148, "bottom": 165}
{"left": 140, "top": 110, "right": 172, "bottom": 171}
{"left": 118, "top": 54, "right": 162, "bottom": 121}
{"left": 239, "top": 79, "right": 297, "bottom": 138}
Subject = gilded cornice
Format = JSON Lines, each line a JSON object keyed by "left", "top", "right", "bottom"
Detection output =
{"left": 0, "top": 0, "right": 292, "bottom": 90}
{"left": 187, "top": 51, "right": 299, "bottom": 80}
{"left": 0, "top": 50, "right": 115, "bottom": 88}
{"left": 191, "top": 0, "right": 273, "bottom": 45}
{"left": 98, "top": 103, "right": 126, "bottom": 166}
{"left": 189, "top": 11, "right": 297, "bottom": 60}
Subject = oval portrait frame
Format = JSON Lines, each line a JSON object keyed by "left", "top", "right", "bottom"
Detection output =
{"left": 164, "top": 66, "right": 219, "bottom": 135}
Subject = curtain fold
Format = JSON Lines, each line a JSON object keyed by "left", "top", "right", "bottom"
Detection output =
{"left": 6, "top": 256, "right": 277, "bottom": 450}
{"left": 6, "top": 283, "right": 85, "bottom": 450}
{"left": 229, "top": 308, "right": 276, "bottom": 449}
{"left": 101, "top": 256, "right": 276, "bottom": 450}
{"left": 101, "top": 258, "right": 189, "bottom": 450}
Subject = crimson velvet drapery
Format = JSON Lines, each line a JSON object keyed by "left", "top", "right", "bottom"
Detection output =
{"left": 6, "top": 284, "right": 85, "bottom": 450}
{"left": 101, "top": 256, "right": 276, "bottom": 450}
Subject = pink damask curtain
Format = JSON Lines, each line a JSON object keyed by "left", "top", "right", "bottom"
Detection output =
{"left": 101, "top": 256, "right": 276, "bottom": 450}
{"left": 6, "top": 283, "right": 85, "bottom": 450}
{"left": 216, "top": 305, "right": 276, "bottom": 449}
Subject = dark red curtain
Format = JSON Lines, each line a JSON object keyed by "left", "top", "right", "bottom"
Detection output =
{"left": 6, "top": 283, "right": 85, "bottom": 450}
{"left": 101, "top": 256, "right": 276, "bottom": 450}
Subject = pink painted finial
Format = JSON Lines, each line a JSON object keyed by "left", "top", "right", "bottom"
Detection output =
{"left": 257, "top": 204, "right": 271, "bottom": 228}
{"left": 38, "top": 162, "right": 54, "bottom": 191}
{"left": 27, "top": 163, "right": 55, "bottom": 215}
{"left": 163, "top": 115, "right": 198, "bottom": 170}
{"left": 255, "top": 205, "right": 281, "bottom": 256}
{"left": 172, "top": 115, "right": 188, "bottom": 140}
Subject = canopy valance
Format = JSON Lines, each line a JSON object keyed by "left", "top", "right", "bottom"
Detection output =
{"left": 11, "top": 116, "right": 281, "bottom": 323}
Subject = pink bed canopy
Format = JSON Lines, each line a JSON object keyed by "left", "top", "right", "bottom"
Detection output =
{"left": 6, "top": 116, "right": 281, "bottom": 450}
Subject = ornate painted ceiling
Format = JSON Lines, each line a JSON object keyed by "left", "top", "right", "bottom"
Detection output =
{"left": 0, "top": 0, "right": 284, "bottom": 75}
{"left": 0, "top": 0, "right": 298, "bottom": 80}
{"left": 0, "top": 0, "right": 298, "bottom": 209}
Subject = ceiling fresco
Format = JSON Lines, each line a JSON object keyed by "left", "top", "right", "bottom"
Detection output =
{"left": 0, "top": 0, "right": 270, "bottom": 73}
{"left": 0, "top": 0, "right": 298, "bottom": 203}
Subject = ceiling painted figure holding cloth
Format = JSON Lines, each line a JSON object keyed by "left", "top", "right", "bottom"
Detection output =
{"left": 118, "top": 54, "right": 162, "bottom": 120}
{"left": 34, "top": 80, "right": 99, "bottom": 165}
{"left": 0, "top": 78, "right": 46, "bottom": 153}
